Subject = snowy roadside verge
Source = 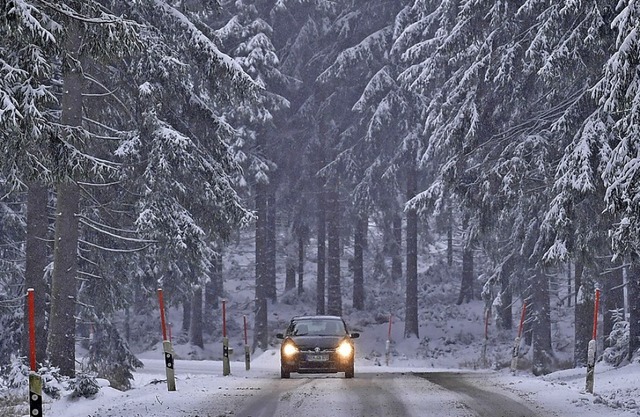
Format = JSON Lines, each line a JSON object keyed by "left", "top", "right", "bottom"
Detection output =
{"left": 491, "top": 362, "right": 640, "bottom": 417}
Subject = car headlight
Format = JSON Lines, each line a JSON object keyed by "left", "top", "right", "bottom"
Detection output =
{"left": 336, "top": 341, "right": 353, "bottom": 357}
{"left": 282, "top": 342, "right": 299, "bottom": 357}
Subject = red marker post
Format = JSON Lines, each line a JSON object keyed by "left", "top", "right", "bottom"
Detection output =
{"left": 586, "top": 289, "right": 601, "bottom": 393}
{"left": 158, "top": 289, "right": 176, "bottom": 391}
{"left": 222, "top": 299, "right": 230, "bottom": 376}
{"left": 27, "top": 289, "right": 43, "bottom": 416}
{"left": 511, "top": 301, "right": 527, "bottom": 374}
{"left": 244, "top": 315, "right": 250, "bottom": 371}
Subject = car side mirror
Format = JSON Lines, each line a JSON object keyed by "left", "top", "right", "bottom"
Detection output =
{"left": 276, "top": 333, "right": 285, "bottom": 339}
{"left": 350, "top": 332, "right": 360, "bottom": 339}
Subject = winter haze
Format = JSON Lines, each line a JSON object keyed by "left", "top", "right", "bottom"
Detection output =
{"left": 1, "top": 1, "right": 639, "bottom": 416}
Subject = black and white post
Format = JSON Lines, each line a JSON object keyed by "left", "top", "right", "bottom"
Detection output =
{"left": 158, "top": 289, "right": 176, "bottom": 391}
{"left": 222, "top": 299, "right": 230, "bottom": 376}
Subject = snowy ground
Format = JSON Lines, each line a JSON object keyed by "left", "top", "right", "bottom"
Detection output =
{"left": 4, "top": 237, "right": 639, "bottom": 416}
{"left": 37, "top": 348, "right": 639, "bottom": 417}
{"left": 23, "top": 319, "right": 640, "bottom": 417}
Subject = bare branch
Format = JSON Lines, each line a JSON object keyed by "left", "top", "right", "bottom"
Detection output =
{"left": 79, "top": 217, "right": 156, "bottom": 243}
{"left": 39, "top": 0, "right": 140, "bottom": 26}
{"left": 79, "top": 239, "right": 153, "bottom": 253}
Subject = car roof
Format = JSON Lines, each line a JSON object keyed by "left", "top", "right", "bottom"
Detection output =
{"left": 291, "top": 315, "right": 343, "bottom": 321}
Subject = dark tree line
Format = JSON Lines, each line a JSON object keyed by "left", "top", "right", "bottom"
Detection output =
{"left": 2, "top": 0, "right": 640, "bottom": 388}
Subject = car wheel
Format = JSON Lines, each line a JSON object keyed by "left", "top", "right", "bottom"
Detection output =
{"left": 345, "top": 363, "right": 354, "bottom": 379}
{"left": 281, "top": 366, "right": 290, "bottom": 379}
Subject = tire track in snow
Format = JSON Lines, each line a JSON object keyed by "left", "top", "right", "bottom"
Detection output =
{"left": 416, "top": 372, "right": 544, "bottom": 417}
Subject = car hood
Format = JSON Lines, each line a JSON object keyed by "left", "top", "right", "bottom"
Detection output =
{"left": 287, "top": 336, "right": 346, "bottom": 350}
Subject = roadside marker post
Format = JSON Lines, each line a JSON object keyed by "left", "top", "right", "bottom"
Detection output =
{"left": 510, "top": 301, "right": 527, "bottom": 374}
{"left": 27, "top": 288, "right": 43, "bottom": 417}
{"left": 29, "top": 373, "right": 43, "bottom": 417}
{"left": 586, "top": 288, "right": 601, "bottom": 393}
{"left": 222, "top": 299, "right": 231, "bottom": 376}
{"left": 157, "top": 289, "right": 176, "bottom": 391}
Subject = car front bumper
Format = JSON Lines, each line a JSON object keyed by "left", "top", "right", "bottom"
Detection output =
{"left": 282, "top": 350, "right": 354, "bottom": 373}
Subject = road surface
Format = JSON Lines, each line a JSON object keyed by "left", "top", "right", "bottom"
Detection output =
{"left": 49, "top": 356, "right": 561, "bottom": 417}
{"left": 211, "top": 370, "right": 547, "bottom": 417}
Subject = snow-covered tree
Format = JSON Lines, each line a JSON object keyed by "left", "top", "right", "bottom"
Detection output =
{"left": 398, "top": 0, "right": 616, "bottom": 373}
{"left": 1, "top": 0, "right": 144, "bottom": 378}
{"left": 266, "top": 0, "right": 339, "bottom": 315}
{"left": 0, "top": 195, "right": 25, "bottom": 365}
{"left": 214, "top": 0, "right": 291, "bottom": 350}
{"left": 594, "top": 0, "right": 640, "bottom": 360}
{"left": 2, "top": 0, "right": 258, "bottom": 381}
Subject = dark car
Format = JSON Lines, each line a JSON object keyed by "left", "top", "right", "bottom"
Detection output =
{"left": 276, "top": 315, "right": 359, "bottom": 379}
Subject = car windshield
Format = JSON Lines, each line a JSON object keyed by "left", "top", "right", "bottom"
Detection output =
{"left": 291, "top": 319, "right": 346, "bottom": 336}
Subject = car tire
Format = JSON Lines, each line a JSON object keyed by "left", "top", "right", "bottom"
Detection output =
{"left": 345, "top": 363, "right": 354, "bottom": 379}
{"left": 281, "top": 366, "right": 290, "bottom": 379}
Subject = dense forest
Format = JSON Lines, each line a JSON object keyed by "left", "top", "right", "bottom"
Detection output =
{"left": 1, "top": 0, "right": 639, "bottom": 389}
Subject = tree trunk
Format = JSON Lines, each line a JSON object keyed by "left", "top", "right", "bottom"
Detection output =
{"left": 628, "top": 259, "right": 640, "bottom": 361}
{"left": 457, "top": 244, "right": 474, "bottom": 305}
{"left": 297, "top": 231, "right": 305, "bottom": 294}
{"left": 567, "top": 262, "right": 572, "bottom": 307}
{"left": 46, "top": 19, "right": 83, "bottom": 378}
{"left": 575, "top": 261, "right": 583, "bottom": 306}
{"left": 266, "top": 188, "right": 277, "bottom": 302}
{"left": 124, "top": 306, "right": 131, "bottom": 342}
{"left": 574, "top": 262, "right": 591, "bottom": 367}
{"left": 353, "top": 213, "right": 366, "bottom": 310}
{"left": 285, "top": 257, "right": 296, "bottom": 292}
{"left": 447, "top": 203, "right": 453, "bottom": 267}
{"left": 254, "top": 180, "right": 268, "bottom": 350}
{"left": 498, "top": 255, "right": 514, "bottom": 330}
{"left": 252, "top": 297, "right": 268, "bottom": 352}
{"left": 523, "top": 308, "right": 533, "bottom": 347}
{"left": 391, "top": 214, "right": 402, "bottom": 283}
{"left": 204, "top": 279, "right": 215, "bottom": 316}
{"left": 284, "top": 223, "right": 296, "bottom": 291}
{"left": 316, "top": 172, "right": 326, "bottom": 315}
{"left": 523, "top": 268, "right": 533, "bottom": 346}
{"left": 205, "top": 250, "right": 222, "bottom": 319}
{"left": 203, "top": 283, "right": 215, "bottom": 335}
{"left": 405, "top": 163, "right": 419, "bottom": 338}
{"left": 326, "top": 181, "right": 342, "bottom": 316}
{"left": 532, "top": 267, "right": 554, "bottom": 375}
{"left": 214, "top": 251, "right": 223, "bottom": 306}
{"left": 182, "top": 298, "right": 191, "bottom": 336}
{"left": 190, "top": 285, "right": 203, "bottom": 348}
{"left": 602, "top": 257, "right": 624, "bottom": 348}
{"left": 47, "top": 182, "right": 81, "bottom": 378}
{"left": 22, "top": 183, "right": 49, "bottom": 363}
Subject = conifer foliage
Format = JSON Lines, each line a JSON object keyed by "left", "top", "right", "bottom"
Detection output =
{"left": 1, "top": 0, "right": 256, "bottom": 385}
{"left": 2, "top": 0, "right": 640, "bottom": 391}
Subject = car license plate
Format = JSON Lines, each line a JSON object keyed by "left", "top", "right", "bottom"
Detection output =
{"left": 307, "top": 354, "right": 328, "bottom": 362}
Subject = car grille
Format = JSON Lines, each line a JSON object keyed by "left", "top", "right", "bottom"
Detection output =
{"left": 299, "top": 349, "right": 337, "bottom": 369}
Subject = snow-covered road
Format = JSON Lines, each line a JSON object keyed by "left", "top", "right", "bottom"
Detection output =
{"left": 133, "top": 350, "right": 545, "bottom": 417}
{"left": 46, "top": 351, "right": 546, "bottom": 417}
{"left": 44, "top": 349, "right": 638, "bottom": 417}
{"left": 230, "top": 371, "right": 543, "bottom": 417}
